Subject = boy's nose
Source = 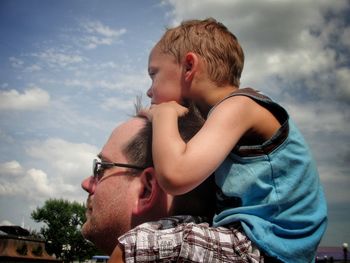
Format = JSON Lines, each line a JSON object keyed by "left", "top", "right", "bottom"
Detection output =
{"left": 146, "top": 87, "right": 152, "bottom": 98}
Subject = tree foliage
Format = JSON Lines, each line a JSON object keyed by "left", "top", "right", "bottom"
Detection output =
{"left": 31, "top": 198, "right": 99, "bottom": 262}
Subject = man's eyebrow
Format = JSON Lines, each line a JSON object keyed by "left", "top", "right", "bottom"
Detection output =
{"left": 97, "top": 153, "right": 107, "bottom": 162}
{"left": 98, "top": 153, "right": 115, "bottom": 163}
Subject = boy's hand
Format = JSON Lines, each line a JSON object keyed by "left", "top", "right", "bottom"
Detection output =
{"left": 140, "top": 101, "right": 188, "bottom": 121}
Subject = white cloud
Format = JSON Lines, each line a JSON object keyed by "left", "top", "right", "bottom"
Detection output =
{"left": 335, "top": 67, "right": 350, "bottom": 100}
{"left": 286, "top": 101, "right": 349, "bottom": 135}
{"left": 268, "top": 31, "right": 335, "bottom": 76}
{"left": 9, "top": 56, "right": 24, "bottom": 68}
{"left": 63, "top": 71, "right": 149, "bottom": 94}
{"left": 0, "top": 220, "right": 14, "bottom": 226}
{"left": 32, "top": 49, "right": 85, "bottom": 67}
{"left": 317, "top": 164, "right": 350, "bottom": 205}
{"left": 26, "top": 138, "right": 98, "bottom": 183}
{"left": 0, "top": 137, "right": 98, "bottom": 202}
{"left": 84, "top": 36, "right": 113, "bottom": 49}
{"left": 0, "top": 161, "right": 24, "bottom": 176}
{"left": 83, "top": 20, "right": 126, "bottom": 38}
{"left": 27, "top": 169, "right": 53, "bottom": 196}
{"left": 0, "top": 182, "right": 16, "bottom": 196}
{"left": 24, "top": 64, "right": 42, "bottom": 72}
{"left": 0, "top": 161, "right": 52, "bottom": 199}
{"left": 0, "top": 129, "right": 15, "bottom": 144}
{"left": 99, "top": 61, "right": 118, "bottom": 68}
{"left": 101, "top": 97, "right": 134, "bottom": 111}
{"left": 98, "top": 73, "right": 150, "bottom": 92}
{"left": 341, "top": 27, "right": 350, "bottom": 48}
{"left": 0, "top": 87, "right": 50, "bottom": 111}
{"left": 64, "top": 79, "right": 94, "bottom": 89}
{"left": 0, "top": 168, "right": 55, "bottom": 200}
{"left": 80, "top": 20, "right": 127, "bottom": 49}
{"left": 96, "top": 79, "right": 131, "bottom": 91}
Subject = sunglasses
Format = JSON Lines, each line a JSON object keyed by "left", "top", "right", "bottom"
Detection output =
{"left": 92, "top": 158, "right": 145, "bottom": 181}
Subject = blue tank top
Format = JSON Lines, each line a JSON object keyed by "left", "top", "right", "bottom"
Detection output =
{"left": 212, "top": 88, "right": 327, "bottom": 263}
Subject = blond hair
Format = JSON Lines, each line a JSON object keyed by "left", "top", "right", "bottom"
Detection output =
{"left": 156, "top": 18, "right": 244, "bottom": 87}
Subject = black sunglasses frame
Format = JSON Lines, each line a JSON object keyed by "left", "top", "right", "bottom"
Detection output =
{"left": 93, "top": 158, "right": 145, "bottom": 179}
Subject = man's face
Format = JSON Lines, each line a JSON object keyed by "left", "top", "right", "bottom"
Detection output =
{"left": 147, "top": 45, "right": 184, "bottom": 104}
{"left": 81, "top": 119, "right": 144, "bottom": 254}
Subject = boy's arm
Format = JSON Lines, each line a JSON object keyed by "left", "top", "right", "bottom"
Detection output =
{"left": 149, "top": 97, "right": 273, "bottom": 195}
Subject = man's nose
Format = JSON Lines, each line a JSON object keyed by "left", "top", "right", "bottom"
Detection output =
{"left": 81, "top": 176, "right": 96, "bottom": 194}
{"left": 146, "top": 87, "right": 152, "bottom": 98}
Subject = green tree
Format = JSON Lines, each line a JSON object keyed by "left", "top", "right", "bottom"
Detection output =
{"left": 31, "top": 198, "right": 99, "bottom": 262}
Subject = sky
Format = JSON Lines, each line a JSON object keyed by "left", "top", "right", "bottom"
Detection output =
{"left": 0, "top": 0, "right": 349, "bottom": 247}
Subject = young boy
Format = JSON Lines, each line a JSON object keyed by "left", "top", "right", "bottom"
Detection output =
{"left": 119, "top": 18, "right": 327, "bottom": 262}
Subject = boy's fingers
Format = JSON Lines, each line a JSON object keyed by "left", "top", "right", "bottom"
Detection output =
{"left": 138, "top": 107, "right": 151, "bottom": 118}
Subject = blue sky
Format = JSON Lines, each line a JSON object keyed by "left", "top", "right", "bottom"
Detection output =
{"left": 0, "top": 0, "right": 349, "bottom": 247}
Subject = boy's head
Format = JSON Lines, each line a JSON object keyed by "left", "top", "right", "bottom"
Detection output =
{"left": 156, "top": 18, "right": 244, "bottom": 88}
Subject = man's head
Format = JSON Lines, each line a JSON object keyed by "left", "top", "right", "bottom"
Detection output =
{"left": 156, "top": 18, "right": 244, "bottom": 88}
{"left": 81, "top": 106, "right": 215, "bottom": 255}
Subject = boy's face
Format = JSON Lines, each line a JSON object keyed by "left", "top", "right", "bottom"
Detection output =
{"left": 147, "top": 45, "right": 184, "bottom": 104}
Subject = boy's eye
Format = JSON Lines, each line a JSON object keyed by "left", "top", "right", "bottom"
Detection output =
{"left": 148, "top": 68, "right": 157, "bottom": 78}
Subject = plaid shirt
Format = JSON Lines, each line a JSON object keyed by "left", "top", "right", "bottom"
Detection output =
{"left": 118, "top": 216, "right": 264, "bottom": 262}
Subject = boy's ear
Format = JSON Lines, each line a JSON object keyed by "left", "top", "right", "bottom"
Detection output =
{"left": 132, "top": 167, "right": 165, "bottom": 216}
{"left": 184, "top": 52, "right": 199, "bottom": 82}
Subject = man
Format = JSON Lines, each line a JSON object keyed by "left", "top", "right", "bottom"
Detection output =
{"left": 81, "top": 107, "right": 216, "bottom": 259}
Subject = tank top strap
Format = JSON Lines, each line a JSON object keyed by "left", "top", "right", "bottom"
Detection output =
{"left": 209, "top": 87, "right": 288, "bottom": 126}
{"left": 208, "top": 88, "right": 270, "bottom": 116}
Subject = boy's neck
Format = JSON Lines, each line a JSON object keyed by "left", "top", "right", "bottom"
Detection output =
{"left": 194, "top": 85, "right": 239, "bottom": 116}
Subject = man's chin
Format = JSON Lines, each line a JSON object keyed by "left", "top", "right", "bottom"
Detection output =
{"left": 81, "top": 221, "right": 94, "bottom": 240}
{"left": 82, "top": 226, "right": 118, "bottom": 255}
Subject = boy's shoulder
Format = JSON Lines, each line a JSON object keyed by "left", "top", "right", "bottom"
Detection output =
{"left": 210, "top": 87, "right": 285, "bottom": 142}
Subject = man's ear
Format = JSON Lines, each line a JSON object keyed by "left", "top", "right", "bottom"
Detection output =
{"left": 132, "top": 167, "right": 161, "bottom": 216}
{"left": 183, "top": 52, "right": 199, "bottom": 82}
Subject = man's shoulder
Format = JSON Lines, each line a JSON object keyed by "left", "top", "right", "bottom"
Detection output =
{"left": 137, "top": 215, "right": 210, "bottom": 231}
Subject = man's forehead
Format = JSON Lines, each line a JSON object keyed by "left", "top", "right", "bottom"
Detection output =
{"left": 113, "top": 117, "right": 145, "bottom": 138}
{"left": 101, "top": 117, "right": 145, "bottom": 159}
